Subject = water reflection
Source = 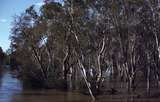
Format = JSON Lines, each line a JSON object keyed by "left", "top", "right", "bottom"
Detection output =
{"left": 0, "top": 68, "right": 135, "bottom": 102}
{"left": 0, "top": 68, "right": 2, "bottom": 89}
{"left": 0, "top": 69, "right": 92, "bottom": 102}
{"left": 10, "top": 89, "right": 92, "bottom": 102}
{"left": 0, "top": 70, "right": 22, "bottom": 102}
{"left": 2, "top": 68, "right": 156, "bottom": 102}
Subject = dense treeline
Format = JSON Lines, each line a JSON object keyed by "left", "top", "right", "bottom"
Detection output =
{"left": 0, "top": 47, "right": 4, "bottom": 65}
{"left": 0, "top": 47, "right": 7, "bottom": 67}
{"left": 10, "top": 0, "right": 160, "bottom": 99}
{"left": 0, "top": 47, "right": 8, "bottom": 74}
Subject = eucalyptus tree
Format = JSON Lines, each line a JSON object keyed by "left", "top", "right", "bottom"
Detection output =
{"left": 10, "top": 0, "right": 160, "bottom": 99}
{"left": 135, "top": 0, "right": 160, "bottom": 94}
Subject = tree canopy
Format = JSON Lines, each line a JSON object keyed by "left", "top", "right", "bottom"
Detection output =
{"left": 10, "top": 0, "right": 160, "bottom": 98}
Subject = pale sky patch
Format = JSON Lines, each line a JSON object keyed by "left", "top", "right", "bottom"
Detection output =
{"left": 35, "top": 2, "right": 45, "bottom": 7}
{"left": 0, "top": 19, "right": 7, "bottom": 23}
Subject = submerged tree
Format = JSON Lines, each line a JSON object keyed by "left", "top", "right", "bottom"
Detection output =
{"left": 10, "top": 0, "right": 160, "bottom": 100}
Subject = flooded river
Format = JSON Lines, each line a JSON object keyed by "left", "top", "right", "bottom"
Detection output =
{"left": 0, "top": 69, "right": 91, "bottom": 102}
{"left": 1, "top": 69, "right": 160, "bottom": 102}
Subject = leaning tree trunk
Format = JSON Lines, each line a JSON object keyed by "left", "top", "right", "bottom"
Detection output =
{"left": 78, "top": 60, "right": 95, "bottom": 101}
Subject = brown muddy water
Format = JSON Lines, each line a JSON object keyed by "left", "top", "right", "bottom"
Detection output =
{"left": 0, "top": 69, "right": 160, "bottom": 102}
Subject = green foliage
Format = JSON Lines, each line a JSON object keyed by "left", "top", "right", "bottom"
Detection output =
{"left": 9, "top": 0, "right": 160, "bottom": 95}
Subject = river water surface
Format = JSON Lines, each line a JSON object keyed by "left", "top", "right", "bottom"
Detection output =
{"left": 0, "top": 69, "right": 92, "bottom": 102}
{"left": 1, "top": 69, "right": 160, "bottom": 102}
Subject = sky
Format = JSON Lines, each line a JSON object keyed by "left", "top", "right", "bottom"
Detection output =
{"left": 0, "top": 0, "right": 44, "bottom": 52}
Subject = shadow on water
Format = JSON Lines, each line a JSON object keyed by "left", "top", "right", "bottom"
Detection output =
{"left": 1, "top": 66, "right": 160, "bottom": 102}
{"left": 0, "top": 66, "right": 92, "bottom": 102}
{"left": 10, "top": 89, "right": 92, "bottom": 102}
